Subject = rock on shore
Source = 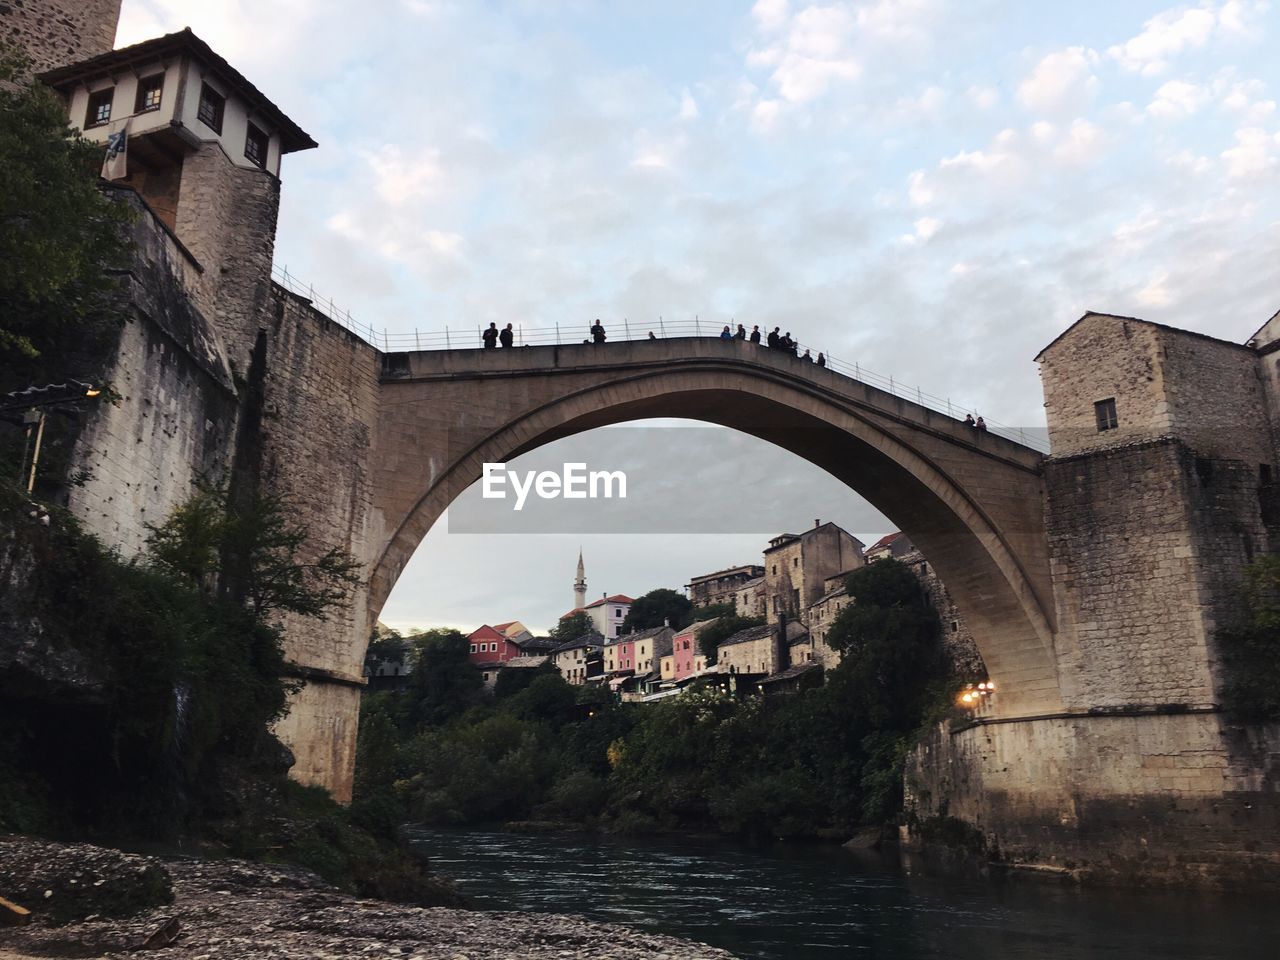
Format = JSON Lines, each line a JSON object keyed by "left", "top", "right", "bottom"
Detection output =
{"left": 0, "top": 838, "right": 735, "bottom": 959}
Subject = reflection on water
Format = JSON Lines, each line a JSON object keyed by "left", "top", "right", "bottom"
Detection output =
{"left": 405, "top": 825, "right": 1277, "bottom": 960}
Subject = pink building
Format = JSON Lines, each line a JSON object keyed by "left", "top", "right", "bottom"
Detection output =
{"left": 671, "top": 621, "right": 714, "bottom": 680}
{"left": 605, "top": 636, "right": 637, "bottom": 674}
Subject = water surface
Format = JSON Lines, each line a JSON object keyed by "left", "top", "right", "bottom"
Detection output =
{"left": 405, "top": 826, "right": 1277, "bottom": 959}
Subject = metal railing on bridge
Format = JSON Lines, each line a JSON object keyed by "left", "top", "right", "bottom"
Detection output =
{"left": 271, "top": 263, "right": 1050, "bottom": 452}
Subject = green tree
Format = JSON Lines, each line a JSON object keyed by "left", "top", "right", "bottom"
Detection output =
{"left": 1217, "top": 555, "right": 1280, "bottom": 721}
{"left": 147, "top": 483, "right": 360, "bottom": 620}
{"left": 405, "top": 629, "right": 483, "bottom": 727}
{"left": 550, "top": 610, "right": 593, "bottom": 645}
{"left": 691, "top": 602, "right": 735, "bottom": 621}
{"left": 0, "top": 49, "right": 132, "bottom": 384}
{"left": 493, "top": 660, "right": 556, "bottom": 699}
{"left": 622, "top": 588, "right": 692, "bottom": 632}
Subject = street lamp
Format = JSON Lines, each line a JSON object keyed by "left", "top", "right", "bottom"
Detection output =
{"left": 3, "top": 380, "right": 103, "bottom": 492}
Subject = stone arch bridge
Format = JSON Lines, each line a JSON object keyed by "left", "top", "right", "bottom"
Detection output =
{"left": 366, "top": 338, "right": 1058, "bottom": 718}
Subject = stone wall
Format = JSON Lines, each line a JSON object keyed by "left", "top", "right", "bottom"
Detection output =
{"left": 174, "top": 144, "right": 283, "bottom": 369}
{"left": 1160, "top": 326, "right": 1273, "bottom": 466}
{"left": 1039, "top": 315, "right": 1167, "bottom": 456}
{"left": 904, "top": 711, "right": 1280, "bottom": 888}
{"left": 68, "top": 191, "right": 238, "bottom": 557}
{"left": 1045, "top": 440, "right": 1216, "bottom": 708}
{"left": 1039, "top": 313, "right": 1276, "bottom": 467}
{"left": 718, "top": 631, "right": 777, "bottom": 676}
{"left": 0, "top": 0, "right": 121, "bottom": 78}
{"left": 903, "top": 550, "right": 986, "bottom": 680}
{"left": 255, "top": 288, "right": 381, "bottom": 801}
{"left": 1044, "top": 439, "right": 1267, "bottom": 710}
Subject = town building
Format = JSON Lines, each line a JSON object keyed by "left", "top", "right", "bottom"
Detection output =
{"left": 733, "top": 576, "right": 767, "bottom": 619}
{"left": 466, "top": 624, "right": 525, "bottom": 665}
{"left": 804, "top": 572, "right": 853, "bottom": 667}
{"left": 686, "top": 564, "right": 765, "bottom": 609}
{"left": 864, "top": 531, "right": 914, "bottom": 563}
{"left": 670, "top": 619, "right": 723, "bottom": 681}
{"left": 625, "top": 626, "right": 675, "bottom": 700}
{"left": 716, "top": 620, "right": 807, "bottom": 678}
{"left": 551, "top": 630, "right": 605, "bottom": 685}
{"left": 604, "top": 633, "right": 636, "bottom": 675}
{"left": 762, "top": 520, "right": 864, "bottom": 623}
{"left": 493, "top": 621, "right": 534, "bottom": 645}
{"left": 561, "top": 552, "right": 633, "bottom": 640}
{"left": 562, "top": 593, "right": 634, "bottom": 641}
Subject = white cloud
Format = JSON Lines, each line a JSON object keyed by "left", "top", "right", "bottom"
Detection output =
{"left": 752, "top": 0, "right": 791, "bottom": 31}
{"left": 1221, "top": 126, "right": 1280, "bottom": 178}
{"left": 1108, "top": 4, "right": 1229, "bottom": 76}
{"left": 967, "top": 84, "right": 999, "bottom": 110}
{"left": 362, "top": 145, "right": 447, "bottom": 203}
{"left": 855, "top": 0, "right": 941, "bottom": 44}
{"left": 1147, "top": 79, "right": 1210, "bottom": 117}
{"left": 678, "top": 89, "right": 700, "bottom": 120}
{"left": 1018, "top": 47, "right": 1099, "bottom": 115}
{"left": 906, "top": 169, "right": 933, "bottom": 207}
{"left": 1054, "top": 119, "right": 1105, "bottom": 165}
{"left": 1136, "top": 270, "right": 1174, "bottom": 306}
{"left": 751, "top": 98, "right": 782, "bottom": 133}
{"left": 914, "top": 216, "right": 941, "bottom": 240}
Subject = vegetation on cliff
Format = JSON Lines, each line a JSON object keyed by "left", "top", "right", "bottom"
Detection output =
{"left": 0, "top": 49, "right": 132, "bottom": 392}
{"left": 0, "top": 482, "right": 453, "bottom": 905}
{"left": 1217, "top": 555, "right": 1280, "bottom": 722}
{"left": 356, "top": 559, "right": 957, "bottom": 840}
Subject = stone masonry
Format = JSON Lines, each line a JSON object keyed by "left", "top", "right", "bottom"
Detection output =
{"left": 0, "top": 0, "right": 121, "bottom": 78}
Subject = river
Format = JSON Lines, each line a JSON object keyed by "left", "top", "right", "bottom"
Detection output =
{"left": 405, "top": 826, "right": 1277, "bottom": 959}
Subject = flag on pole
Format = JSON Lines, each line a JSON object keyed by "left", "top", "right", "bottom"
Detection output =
{"left": 101, "top": 121, "right": 129, "bottom": 180}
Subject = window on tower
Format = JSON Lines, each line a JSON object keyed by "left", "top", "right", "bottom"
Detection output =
{"left": 196, "top": 82, "right": 225, "bottom": 134}
{"left": 135, "top": 73, "right": 164, "bottom": 113}
{"left": 244, "top": 122, "right": 268, "bottom": 168}
{"left": 86, "top": 87, "right": 114, "bottom": 128}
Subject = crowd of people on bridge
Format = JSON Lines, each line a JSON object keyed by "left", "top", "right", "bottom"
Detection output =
{"left": 708, "top": 323, "right": 825, "bottom": 366}
{"left": 477, "top": 318, "right": 999, "bottom": 440}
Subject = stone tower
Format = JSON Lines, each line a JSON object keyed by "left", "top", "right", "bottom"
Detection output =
{"left": 574, "top": 549, "right": 587, "bottom": 611}
{"left": 0, "top": 0, "right": 123, "bottom": 78}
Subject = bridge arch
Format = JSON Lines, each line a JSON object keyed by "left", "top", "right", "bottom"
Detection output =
{"left": 368, "top": 340, "right": 1061, "bottom": 716}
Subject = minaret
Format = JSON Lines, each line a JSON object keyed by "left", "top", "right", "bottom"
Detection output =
{"left": 574, "top": 549, "right": 587, "bottom": 611}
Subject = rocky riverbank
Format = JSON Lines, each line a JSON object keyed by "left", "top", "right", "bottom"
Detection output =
{"left": 0, "top": 837, "right": 735, "bottom": 959}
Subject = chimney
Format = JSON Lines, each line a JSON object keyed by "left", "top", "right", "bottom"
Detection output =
{"left": 814, "top": 518, "right": 820, "bottom": 528}
{"left": 663, "top": 617, "right": 670, "bottom": 627}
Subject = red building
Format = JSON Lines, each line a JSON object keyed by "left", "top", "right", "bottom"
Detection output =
{"left": 466, "top": 624, "right": 524, "bottom": 665}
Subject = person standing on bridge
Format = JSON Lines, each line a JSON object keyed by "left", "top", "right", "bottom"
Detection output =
{"left": 816, "top": 352, "right": 825, "bottom": 367}
{"left": 720, "top": 325, "right": 733, "bottom": 340}
{"left": 767, "top": 327, "right": 780, "bottom": 348}
{"left": 499, "top": 323, "right": 514, "bottom": 348}
{"left": 591, "top": 319, "right": 606, "bottom": 343}
{"left": 964, "top": 414, "right": 976, "bottom": 428}
{"left": 802, "top": 348, "right": 813, "bottom": 361}
{"left": 735, "top": 324, "right": 747, "bottom": 339}
{"left": 750, "top": 325, "right": 762, "bottom": 344}
{"left": 482, "top": 323, "right": 499, "bottom": 349}
{"left": 976, "top": 416, "right": 988, "bottom": 432}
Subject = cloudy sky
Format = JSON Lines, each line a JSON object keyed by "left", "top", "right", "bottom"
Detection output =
{"left": 117, "top": 0, "right": 1278, "bottom": 634}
